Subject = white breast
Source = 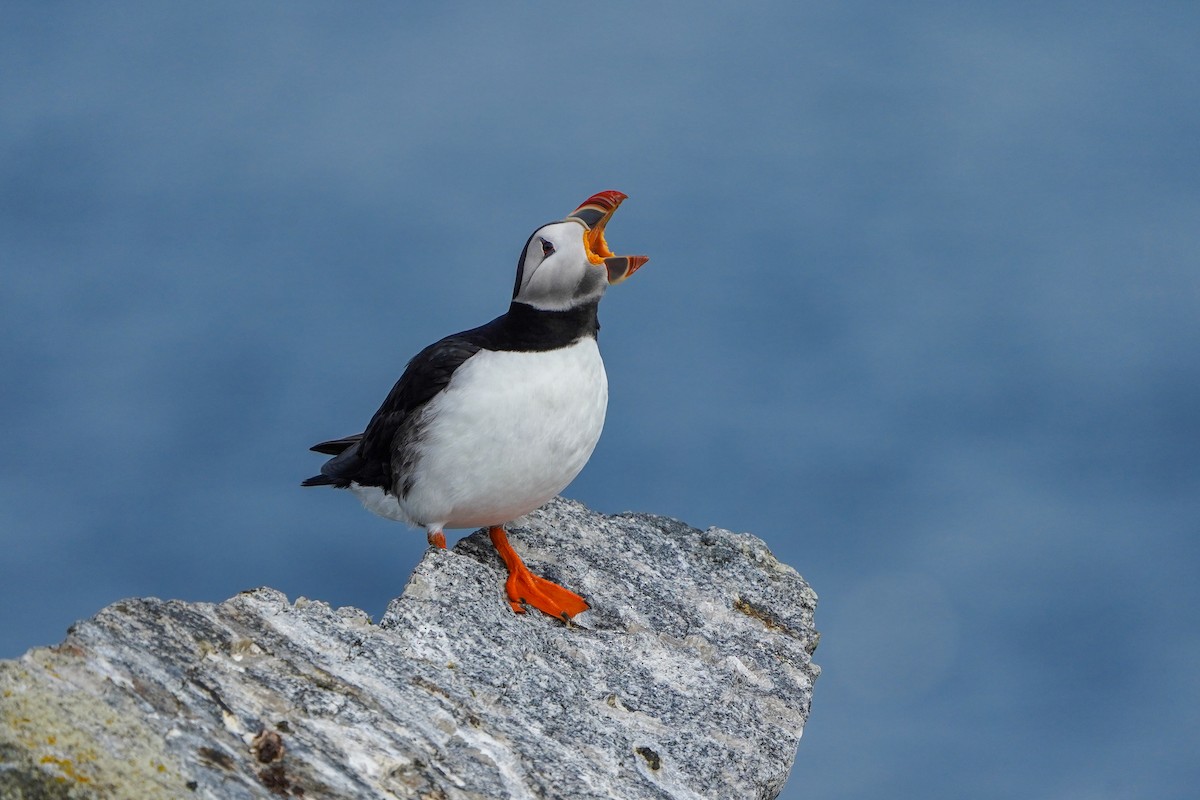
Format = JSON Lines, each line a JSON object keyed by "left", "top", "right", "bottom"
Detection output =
{"left": 365, "top": 337, "right": 608, "bottom": 530}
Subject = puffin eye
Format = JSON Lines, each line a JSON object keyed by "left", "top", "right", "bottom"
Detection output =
{"left": 540, "top": 238, "right": 555, "bottom": 257}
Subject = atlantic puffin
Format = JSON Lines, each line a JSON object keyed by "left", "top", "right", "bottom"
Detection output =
{"left": 303, "top": 191, "right": 647, "bottom": 621}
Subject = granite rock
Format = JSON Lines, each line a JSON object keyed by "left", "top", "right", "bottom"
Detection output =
{"left": 0, "top": 498, "right": 819, "bottom": 799}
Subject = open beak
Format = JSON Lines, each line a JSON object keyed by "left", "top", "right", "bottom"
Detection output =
{"left": 566, "top": 190, "right": 649, "bottom": 285}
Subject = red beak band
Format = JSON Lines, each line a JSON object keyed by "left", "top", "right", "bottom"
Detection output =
{"left": 567, "top": 190, "right": 628, "bottom": 230}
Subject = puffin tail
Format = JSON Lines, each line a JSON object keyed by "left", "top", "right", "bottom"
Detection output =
{"left": 302, "top": 432, "right": 366, "bottom": 489}
{"left": 309, "top": 434, "right": 363, "bottom": 455}
{"left": 301, "top": 474, "right": 338, "bottom": 487}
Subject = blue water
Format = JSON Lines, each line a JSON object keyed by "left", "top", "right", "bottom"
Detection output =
{"left": 3, "top": 4, "right": 1198, "bottom": 797}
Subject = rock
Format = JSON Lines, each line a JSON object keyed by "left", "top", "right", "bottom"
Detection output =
{"left": 0, "top": 498, "right": 819, "bottom": 799}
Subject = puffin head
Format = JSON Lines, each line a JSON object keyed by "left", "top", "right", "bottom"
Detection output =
{"left": 512, "top": 191, "right": 649, "bottom": 311}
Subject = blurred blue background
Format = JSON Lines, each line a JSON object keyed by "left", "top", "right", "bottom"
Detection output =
{"left": 3, "top": 2, "right": 1198, "bottom": 797}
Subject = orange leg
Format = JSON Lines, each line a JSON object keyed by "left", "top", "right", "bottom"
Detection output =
{"left": 488, "top": 526, "right": 589, "bottom": 620}
{"left": 427, "top": 529, "right": 446, "bottom": 549}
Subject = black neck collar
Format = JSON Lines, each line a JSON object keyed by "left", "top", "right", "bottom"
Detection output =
{"left": 478, "top": 301, "right": 599, "bottom": 352}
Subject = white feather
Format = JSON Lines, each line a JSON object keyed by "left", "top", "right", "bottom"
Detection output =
{"left": 350, "top": 337, "right": 607, "bottom": 530}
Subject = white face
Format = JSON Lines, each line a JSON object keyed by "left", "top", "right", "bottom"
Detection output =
{"left": 512, "top": 220, "right": 608, "bottom": 311}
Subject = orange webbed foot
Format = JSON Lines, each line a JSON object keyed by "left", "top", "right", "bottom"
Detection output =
{"left": 488, "top": 526, "right": 588, "bottom": 620}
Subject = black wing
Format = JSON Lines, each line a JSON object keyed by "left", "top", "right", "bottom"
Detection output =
{"left": 302, "top": 334, "right": 483, "bottom": 491}
{"left": 302, "top": 302, "right": 600, "bottom": 491}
